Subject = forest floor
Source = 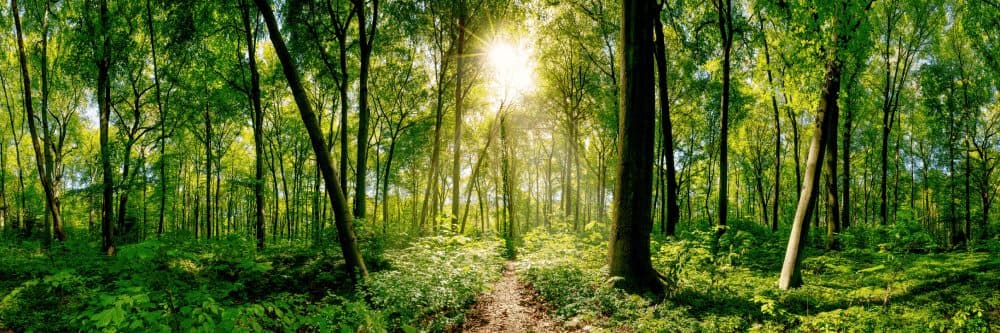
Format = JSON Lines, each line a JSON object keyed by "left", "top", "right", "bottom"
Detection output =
{"left": 463, "top": 261, "right": 572, "bottom": 332}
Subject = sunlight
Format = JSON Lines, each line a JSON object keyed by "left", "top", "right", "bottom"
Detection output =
{"left": 486, "top": 39, "right": 535, "bottom": 104}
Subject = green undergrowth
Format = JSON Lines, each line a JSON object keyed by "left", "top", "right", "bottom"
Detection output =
{"left": 0, "top": 232, "right": 505, "bottom": 332}
{"left": 518, "top": 221, "right": 1000, "bottom": 332}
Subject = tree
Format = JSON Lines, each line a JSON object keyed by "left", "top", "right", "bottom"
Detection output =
{"left": 352, "top": 0, "right": 379, "bottom": 220}
{"left": 253, "top": 0, "right": 368, "bottom": 280}
{"left": 240, "top": 0, "right": 267, "bottom": 249}
{"left": 712, "top": 0, "right": 735, "bottom": 241}
{"left": 779, "top": 0, "right": 874, "bottom": 290}
{"left": 607, "top": 0, "right": 663, "bottom": 296}
{"left": 11, "top": 0, "right": 66, "bottom": 244}
{"left": 653, "top": 0, "right": 679, "bottom": 236}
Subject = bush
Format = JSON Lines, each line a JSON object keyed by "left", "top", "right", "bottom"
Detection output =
{"left": 364, "top": 235, "right": 504, "bottom": 330}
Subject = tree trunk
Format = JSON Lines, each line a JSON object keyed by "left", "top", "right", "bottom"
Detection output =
{"left": 204, "top": 106, "right": 213, "bottom": 239}
{"left": 653, "top": 4, "right": 678, "bottom": 236}
{"left": 608, "top": 0, "right": 663, "bottom": 296}
{"left": 451, "top": 4, "right": 467, "bottom": 231}
{"left": 352, "top": 0, "right": 378, "bottom": 220}
{"left": 242, "top": 0, "right": 267, "bottom": 249}
{"left": 714, "top": 0, "right": 734, "bottom": 241}
{"left": 779, "top": 57, "right": 842, "bottom": 290}
{"left": 13, "top": 0, "right": 66, "bottom": 244}
{"left": 760, "top": 17, "right": 782, "bottom": 232}
{"left": 255, "top": 0, "right": 368, "bottom": 280}
{"left": 825, "top": 93, "right": 840, "bottom": 250}
{"left": 145, "top": 0, "right": 168, "bottom": 237}
{"left": 842, "top": 90, "right": 854, "bottom": 230}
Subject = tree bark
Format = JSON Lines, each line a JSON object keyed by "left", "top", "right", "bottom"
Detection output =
{"left": 759, "top": 17, "right": 782, "bottom": 232}
{"left": 713, "top": 0, "right": 734, "bottom": 241}
{"left": 254, "top": 0, "right": 368, "bottom": 280}
{"left": 242, "top": 0, "right": 267, "bottom": 249}
{"left": 12, "top": 0, "right": 66, "bottom": 244}
{"left": 145, "top": 0, "right": 168, "bottom": 237}
{"left": 653, "top": 2, "right": 679, "bottom": 236}
{"left": 451, "top": 3, "right": 467, "bottom": 231}
{"left": 779, "top": 57, "right": 842, "bottom": 289}
{"left": 352, "top": 0, "right": 378, "bottom": 220}
{"left": 608, "top": 0, "right": 663, "bottom": 296}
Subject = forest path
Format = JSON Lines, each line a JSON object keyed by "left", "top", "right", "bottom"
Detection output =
{"left": 462, "top": 261, "right": 572, "bottom": 332}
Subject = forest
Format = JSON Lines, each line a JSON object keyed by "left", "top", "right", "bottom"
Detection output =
{"left": 0, "top": 0, "right": 998, "bottom": 331}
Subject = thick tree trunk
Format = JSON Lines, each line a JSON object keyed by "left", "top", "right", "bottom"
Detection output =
{"left": 255, "top": 0, "right": 368, "bottom": 280}
{"left": 825, "top": 96, "right": 840, "bottom": 250}
{"left": 842, "top": 92, "right": 854, "bottom": 230}
{"left": 608, "top": 0, "right": 663, "bottom": 296}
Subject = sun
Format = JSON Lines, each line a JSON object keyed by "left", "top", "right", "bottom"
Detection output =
{"left": 486, "top": 39, "right": 535, "bottom": 103}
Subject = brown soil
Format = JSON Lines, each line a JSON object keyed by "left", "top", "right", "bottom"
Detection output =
{"left": 462, "top": 261, "right": 574, "bottom": 333}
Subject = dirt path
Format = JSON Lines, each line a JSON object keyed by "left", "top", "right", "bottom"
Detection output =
{"left": 463, "top": 261, "right": 571, "bottom": 332}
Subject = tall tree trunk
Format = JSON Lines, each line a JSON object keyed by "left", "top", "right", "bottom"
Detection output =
{"left": 1, "top": 71, "right": 26, "bottom": 234}
{"left": 608, "top": 0, "right": 663, "bottom": 296}
{"left": 760, "top": 17, "right": 782, "bottom": 232}
{"left": 451, "top": 4, "right": 467, "bottom": 231}
{"left": 13, "top": 0, "right": 66, "bottom": 244}
{"left": 146, "top": 0, "right": 167, "bottom": 237}
{"left": 825, "top": 95, "right": 840, "bottom": 250}
{"left": 40, "top": 4, "right": 63, "bottom": 244}
{"left": 352, "top": 0, "right": 378, "bottom": 220}
{"left": 713, "top": 0, "right": 734, "bottom": 241}
{"left": 204, "top": 107, "right": 213, "bottom": 239}
{"left": 842, "top": 101, "right": 853, "bottom": 230}
{"left": 93, "top": 0, "right": 115, "bottom": 254}
{"left": 242, "top": 0, "right": 266, "bottom": 249}
{"left": 653, "top": 2, "right": 679, "bottom": 236}
{"left": 255, "top": 0, "right": 368, "bottom": 280}
{"left": 779, "top": 57, "right": 842, "bottom": 290}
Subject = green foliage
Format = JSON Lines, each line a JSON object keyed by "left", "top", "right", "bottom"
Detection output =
{"left": 363, "top": 235, "right": 504, "bottom": 330}
{"left": 0, "top": 234, "right": 506, "bottom": 332}
{"left": 517, "top": 222, "right": 1000, "bottom": 332}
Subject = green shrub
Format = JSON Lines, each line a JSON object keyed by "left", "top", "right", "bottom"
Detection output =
{"left": 363, "top": 235, "right": 504, "bottom": 330}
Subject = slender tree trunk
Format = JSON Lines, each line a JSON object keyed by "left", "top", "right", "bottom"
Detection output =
{"left": 242, "top": 0, "right": 267, "bottom": 249}
{"left": 760, "top": 17, "right": 782, "bottom": 232}
{"left": 94, "top": 0, "right": 116, "bottom": 254}
{"left": 653, "top": 4, "right": 679, "bottom": 236}
{"left": 352, "top": 0, "right": 378, "bottom": 220}
{"left": 204, "top": 107, "right": 213, "bottom": 239}
{"left": 451, "top": 4, "right": 467, "bottom": 230}
{"left": 0, "top": 71, "right": 25, "bottom": 234}
{"left": 714, "top": 0, "right": 734, "bottom": 241}
{"left": 13, "top": 0, "right": 66, "bottom": 244}
{"left": 255, "top": 0, "right": 368, "bottom": 280}
{"left": 779, "top": 57, "right": 842, "bottom": 290}
{"left": 145, "top": 0, "right": 168, "bottom": 237}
